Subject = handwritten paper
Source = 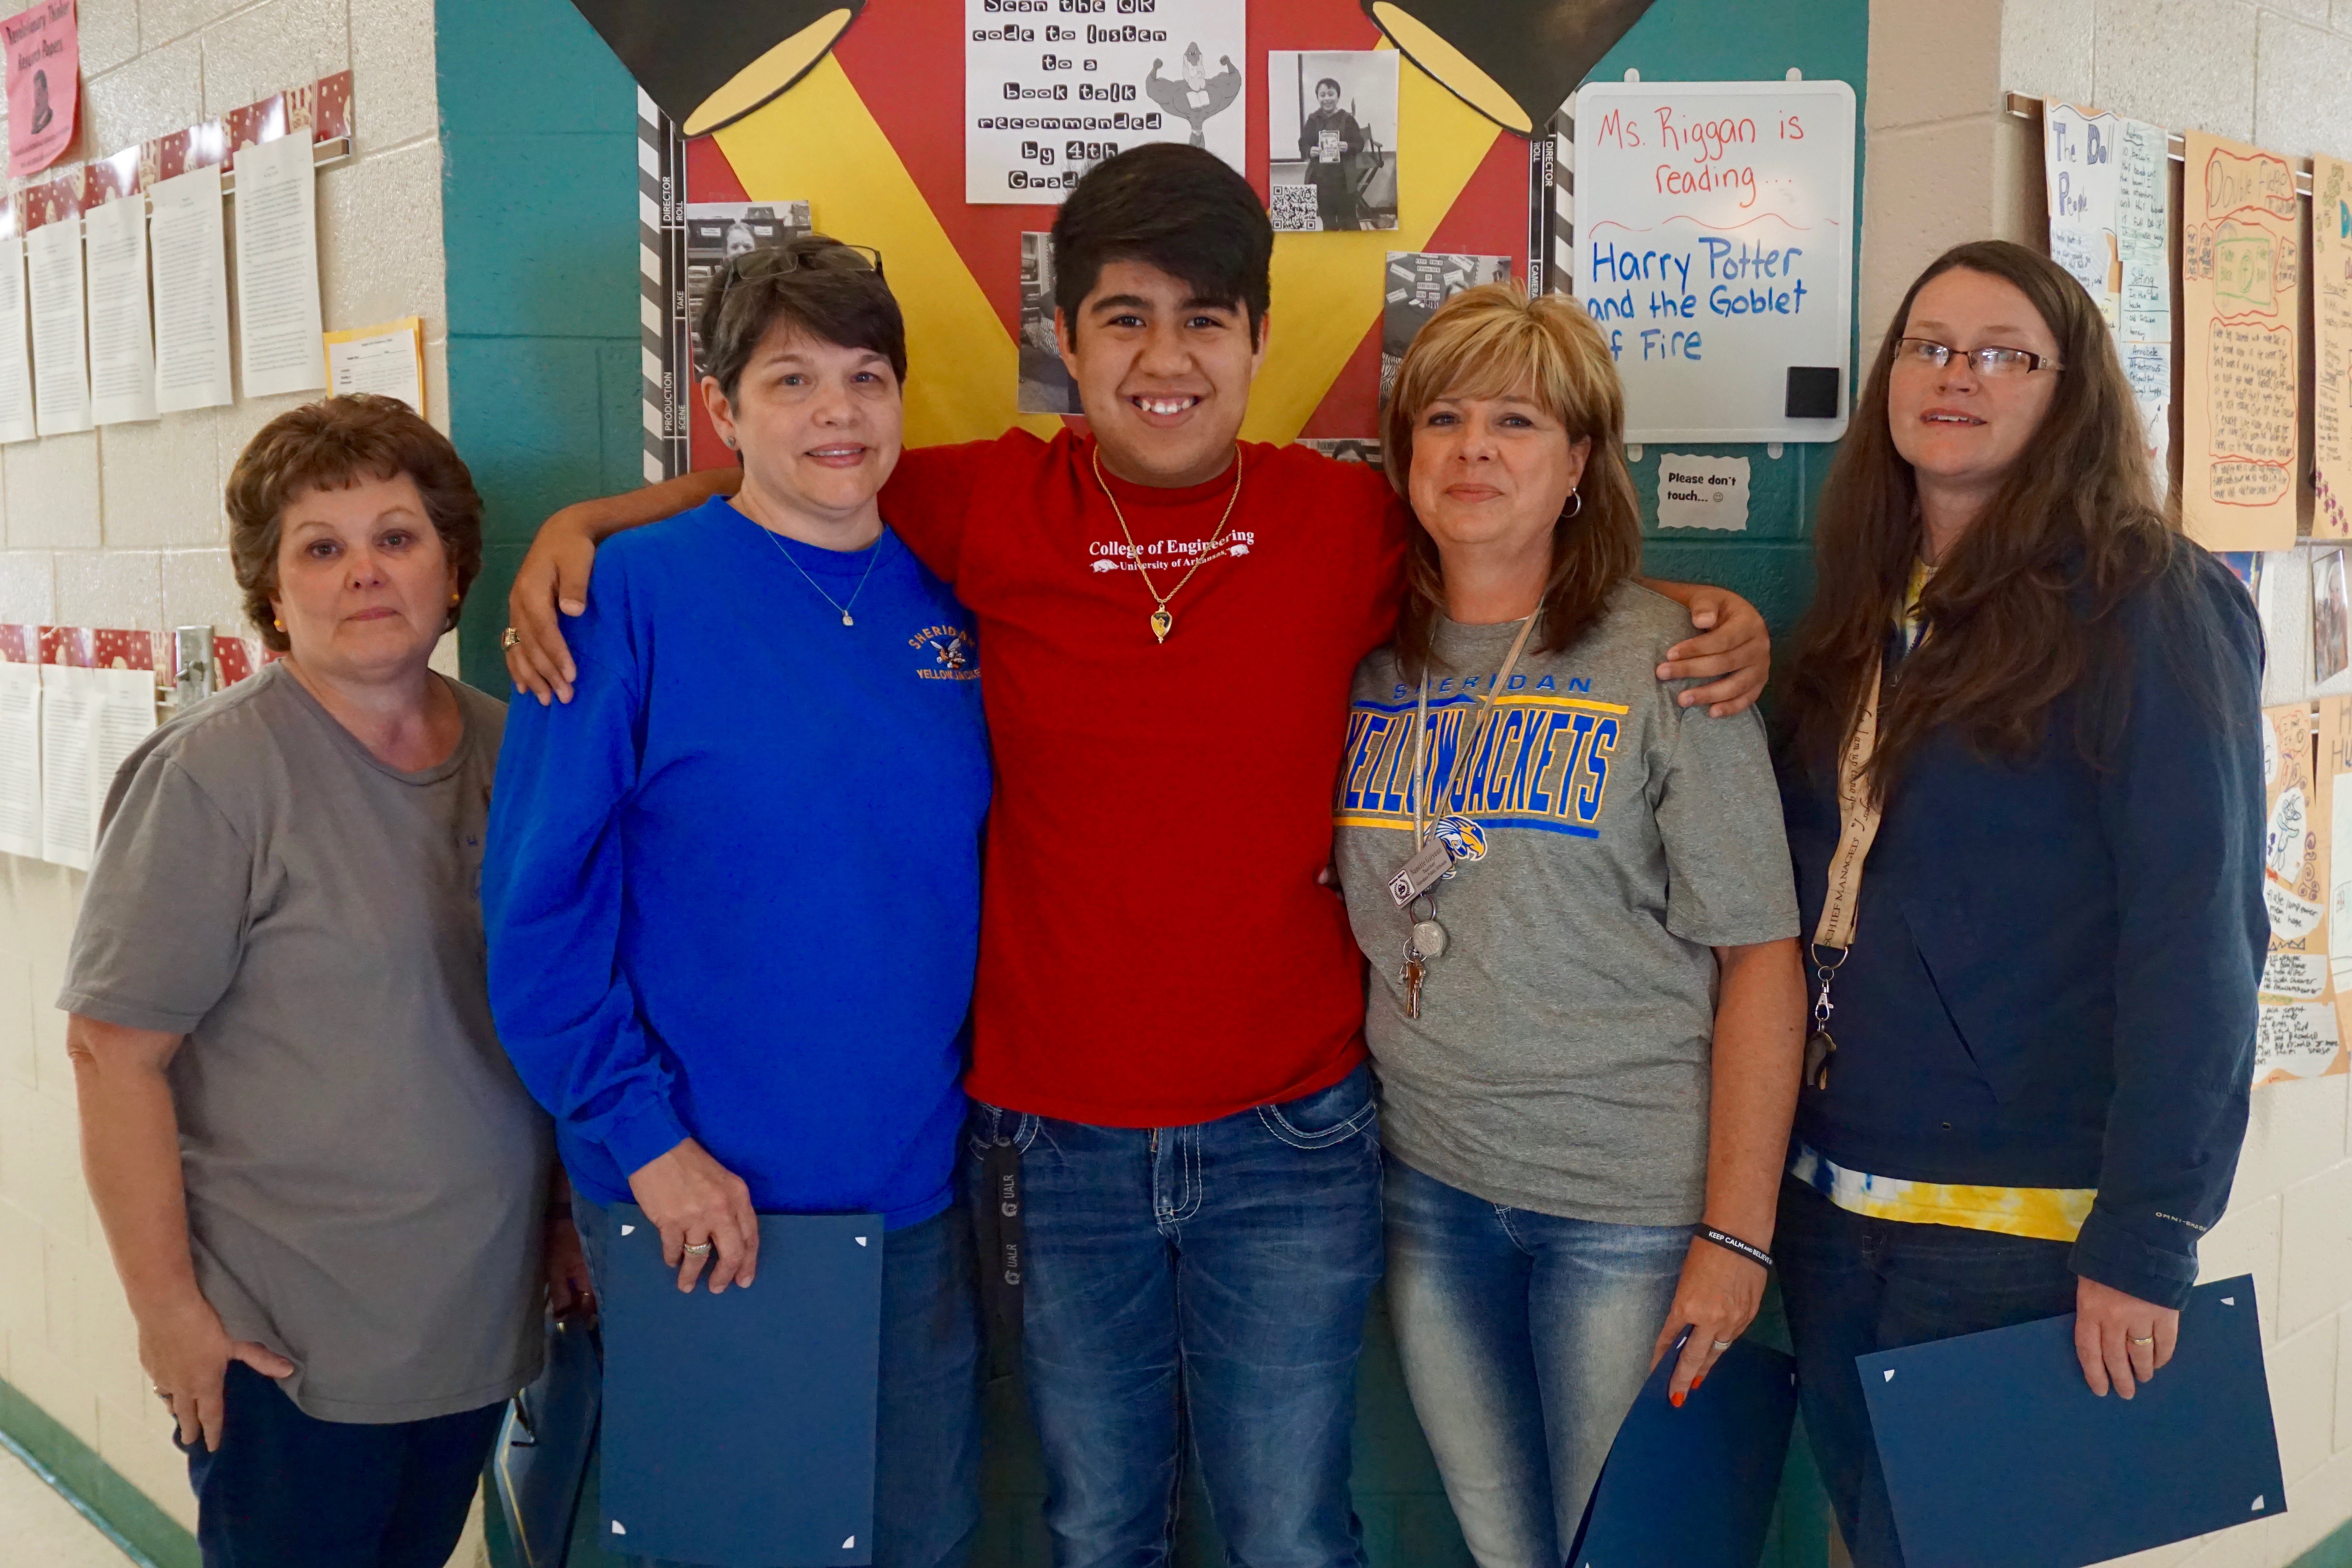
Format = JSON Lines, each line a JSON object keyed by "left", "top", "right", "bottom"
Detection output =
{"left": 2117, "top": 119, "right": 2172, "bottom": 498}
{"left": 232, "top": 131, "right": 325, "bottom": 398}
{"left": 1655, "top": 452, "right": 1749, "bottom": 531}
{"left": 150, "top": 162, "right": 232, "bottom": 414}
{"left": 2181, "top": 131, "right": 2300, "bottom": 550}
{"left": 0, "top": 660, "right": 37, "bottom": 859}
{"left": 25, "top": 214, "right": 89, "bottom": 434}
{"left": 84, "top": 193, "right": 157, "bottom": 426}
{"left": 323, "top": 316, "right": 426, "bottom": 414}
{"left": 2314, "top": 156, "right": 2352, "bottom": 538}
{"left": 0, "top": 234, "right": 33, "bottom": 442}
{"left": 2259, "top": 704, "right": 2345, "bottom": 1085}
{"left": 964, "top": 0, "right": 1246, "bottom": 203}
{"left": 37, "top": 662, "right": 154, "bottom": 870}
{"left": 2043, "top": 102, "right": 2122, "bottom": 327}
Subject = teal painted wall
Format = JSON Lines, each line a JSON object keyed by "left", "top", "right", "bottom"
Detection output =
{"left": 435, "top": 2, "right": 1860, "bottom": 1565}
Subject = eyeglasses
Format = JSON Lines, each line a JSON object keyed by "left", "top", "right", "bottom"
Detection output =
{"left": 717, "top": 242, "right": 886, "bottom": 310}
{"left": 1895, "top": 337, "right": 2062, "bottom": 377}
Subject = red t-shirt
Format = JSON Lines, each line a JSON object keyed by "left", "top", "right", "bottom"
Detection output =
{"left": 882, "top": 430, "right": 1407, "bottom": 1126}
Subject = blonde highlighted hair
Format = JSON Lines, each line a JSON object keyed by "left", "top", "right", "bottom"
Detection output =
{"left": 1380, "top": 283, "right": 1642, "bottom": 679}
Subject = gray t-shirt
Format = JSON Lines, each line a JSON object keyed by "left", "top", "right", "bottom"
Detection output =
{"left": 58, "top": 663, "right": 551, "bottom": 1423}
{"left": 1334, "top": 584, "right": 1799, "bottom": 1224}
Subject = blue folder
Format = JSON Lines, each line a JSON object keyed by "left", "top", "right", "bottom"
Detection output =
{"left": 493, "top": 1312, "right": 602, "bottom": 1568}
{"left": 1860, "top": 1274, "right": 2284, "bottom": 1568}
{"left": 1567, "top": 1334, "right": 1799, "bottom": 1568}
{"left": 597, "top": 1205, "right": 886, "bottom": 1567}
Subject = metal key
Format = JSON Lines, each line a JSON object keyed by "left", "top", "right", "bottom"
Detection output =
{"left": 1402, "top": 938, "right": 1426, "bottom": 1019}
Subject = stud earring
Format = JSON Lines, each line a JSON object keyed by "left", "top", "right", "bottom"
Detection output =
{"left": 272, "top": 617, "right": 284, "bottom": 632}
{"left": 449, "top": 591, "right": 461, "bottom": 606}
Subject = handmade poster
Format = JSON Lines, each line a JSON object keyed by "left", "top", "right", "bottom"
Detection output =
{"left": 2321, "top": 550, "right": 2352, "bottom": 684}
{"left": 0, "top": 226, "right": 33, "bottom": 443}
{"left": 2258, "top": 702, "right": 2345, "bottom": 1085}
{"left": 2314, "top": 154, "right": 2352, "bottom": 537}
{"left": 2, "top": 0, "right": 76, "bottom": 179}
{"left": 25, "top": 209, "right": 89, "bottom": 435}
{"left": 84, "top": 191, "right": 158, "bottom": 426}
{"left": 0, "top": 659, "right": 37, "bottom": 860}
{"left": 1017, "top": 233, "right": 1076, "bottom": 416}
{"left": 149, "top": 162, "right": 233, "bottom": 412}
{"left": 2181, "top": 130, "right": 2300, "bottom": 551}
{"left": 232, "top": 131, "right": 326, "bottom": 398}
{"left": 1572, "top": 78, "right": 1857, "bottom": 443}
{"left": 2042, "top": 101, "right": 2122, "bottom": 329}
{"left": 2116, "top": 117, "right": 2172, "bottom": 497}
{"left": 325, "top": 317, "right": 426, "bottom": 414}
{"left": 1382, "top": 251, "right": 1514, "bottom": 408}
{"left": 683, "top": 200, "right": 810, "bottom": 367}
{"left": 965, "top": 0, "right": 1245, "bottom": 203}
{"left": 1268, "top": 51, "right": 1398, "bottom": 233}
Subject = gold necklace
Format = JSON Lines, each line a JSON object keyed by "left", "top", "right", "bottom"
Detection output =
{"left": 1092, "top": 444, "right": 1245, "bottom": 643}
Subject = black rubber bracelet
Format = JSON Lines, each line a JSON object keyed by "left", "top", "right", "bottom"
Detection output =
{"left": 1697, "top": 1225, "right": 1773, "bottom": 1271}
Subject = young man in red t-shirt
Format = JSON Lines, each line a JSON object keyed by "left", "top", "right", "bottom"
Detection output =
{"left": 501, "top": 145, "right": 1768, "bottom": 1565}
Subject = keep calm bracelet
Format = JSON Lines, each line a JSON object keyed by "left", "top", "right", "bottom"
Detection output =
{"left": 1697, "top": 1225, "right": 1773, "bottom": 1271}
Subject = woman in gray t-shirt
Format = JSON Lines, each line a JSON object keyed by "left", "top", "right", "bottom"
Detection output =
{"left": 58, "top": 397, "right": 584, "bottom": 1568}
{"left": 1331, "top": 287, "right": 1805, "bottom": 1566}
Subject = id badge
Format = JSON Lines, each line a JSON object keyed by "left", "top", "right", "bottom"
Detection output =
{"left": 1388, "top": 837, "right": 1454, "bottom": 909}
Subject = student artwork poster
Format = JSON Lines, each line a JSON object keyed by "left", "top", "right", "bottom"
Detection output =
{"left": 1382, "top": 252, "right": 1512, "bottom": 409}
{"left": 2181, "top": 130, "right": 2301, "bottom": 551}
{"left": 2261, "top": 702, "right": 2347, "bottom": 1085}
{"left": 1267, "top": 51, "right": 1398, "bottom": 233}
{"left": 2314, "top": 156, "right": 2352, "bottom": 538}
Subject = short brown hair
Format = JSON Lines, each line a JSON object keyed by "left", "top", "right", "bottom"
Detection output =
{"left": 697, "top": 233, "right": 907, "bottom": 400}
{"left": 225, "top": 395, "right": 484, "bottom": 653}
{"left": 1382, "top": 283, "right": 1642, "bottom": 679}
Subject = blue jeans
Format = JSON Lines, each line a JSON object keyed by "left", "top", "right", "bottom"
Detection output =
{"left": 967, "top": 1061, "right": 1385, "bottom": 1568}
{"left": 1382, "top": 1159, "right": 1688, "bottom": 1568}
{"left": 577, "top": 1196, "right": 982, "bottom": 1568}
{"left": 181, "top": 1362, "right": 505, "bottom": 1568}
{"left": 1775, "top": 1176, "right": 2079, "bottom": 1568}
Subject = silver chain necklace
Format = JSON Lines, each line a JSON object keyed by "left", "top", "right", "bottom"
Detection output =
{"left": 760, "top": 523, "right": 889, "bottom": 626}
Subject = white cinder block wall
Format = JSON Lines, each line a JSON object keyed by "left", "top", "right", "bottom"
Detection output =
{"left": 0, "top": 0, "right": 456, "bottom": 1552}
{"left": 1867, "top": 2, "right": 2352, "bottom": 1565}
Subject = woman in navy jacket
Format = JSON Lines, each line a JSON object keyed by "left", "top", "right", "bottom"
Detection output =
{"left": 1771, "top": 240, "right": 2266, "bottom": 1568}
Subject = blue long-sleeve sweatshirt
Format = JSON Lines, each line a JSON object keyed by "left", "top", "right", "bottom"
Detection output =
{"left": 482, "top": 497, "right": 990, "bottom": 1227}
{"left": 1779, "top": 544, "right": 2266, "bottom": 1308}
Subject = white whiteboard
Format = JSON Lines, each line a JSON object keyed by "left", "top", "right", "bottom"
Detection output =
{"left": 1572, "top": 78, "right": 1856, "bottom": 443}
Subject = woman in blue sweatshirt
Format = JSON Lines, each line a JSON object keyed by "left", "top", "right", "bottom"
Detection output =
{"left": 482, "top": 237, "right": 990, "bottom": 1568}
{"left": 1770, "top": 241, "right": 2265, "bottom": 1568}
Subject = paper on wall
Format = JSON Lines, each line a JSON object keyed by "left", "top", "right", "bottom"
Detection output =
{"left": 1654, "top": 453, "right": 1749, "bottom": 531}
{"left": 2314, "top": 156, "right": 2352, "bottom": 538}
{"left": 232, "top": 131, "right": 325, "bottom": 398}
{"left": 2116, "top": 118, "right": 2172, "bottom": 499}
{"left": 2322, "top": 697, "right": 2352, "bottom": 1073}
{"left": 84, "top": 193, "right": 157, "bottom": 425}
{"left": 2259, "top": 702, "right": 2348, "bottom": 1085}
{"left": 323, "top": 316, "right": 425, "bottom": 414}
{"left": 2180, "top": 130, "right": 2300, "bottom": 551}
{"left": 0, "top": 236, "right": 33, "bottom": 442}
{"left": 2042, "top": 102, "right": 2122, "bottom": 328}
{"left": 37, "top": 662, "right": 154, "bottom": 871}
{"left": 150, "top": 162, "right": 232, "bottom": 414}
{"left": 0, "top": 660, "right": 38, "bottom": 859}
{"left": 25, "top": 214, "right": 89, "bottom": 434}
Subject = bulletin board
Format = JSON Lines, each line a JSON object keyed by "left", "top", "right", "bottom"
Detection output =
{"left": 1570, "top": 77, "right": 1855, "bottom": 443}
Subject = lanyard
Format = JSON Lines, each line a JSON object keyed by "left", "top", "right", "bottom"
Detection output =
{"left": 1411, "top": 613, "right": 1540, "bottom": 846}
{"left": 1805, "top": 652, "right": 1884, "bottom": 1087}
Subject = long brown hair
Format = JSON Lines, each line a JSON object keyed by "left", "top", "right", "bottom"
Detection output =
{"left": 1777, "top": 240, "right": 2178, "bottom": 795}
{"left": 1382, "top": 283, "right": 1642, "bottom": 679}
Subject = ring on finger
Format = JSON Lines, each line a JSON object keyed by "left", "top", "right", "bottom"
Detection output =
{"left": 501, "top": 627, "right": 523, "bottom": 650}
{"left": 1710, "top": 1339, "right": 1735, "bottom": 1350}
{"left": 682, "top": 1240, "right": 713, "bottom": 1256}
{"left": 2127, "top": 1333, "right": 2155, "bottom": 1347}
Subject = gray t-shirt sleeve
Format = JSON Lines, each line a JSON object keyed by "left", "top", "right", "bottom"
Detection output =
{"left": 58, "top": 753, "right": 251, "bottom": 1035}
{"left": 1652, "top": 699, "right": 1801, "bottom": 949}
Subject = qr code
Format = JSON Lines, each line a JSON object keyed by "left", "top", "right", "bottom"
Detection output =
{"left": 1269, "top": 185, "right": 1321, "bottom": 232}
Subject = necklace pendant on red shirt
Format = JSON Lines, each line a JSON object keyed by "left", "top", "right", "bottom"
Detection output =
{"left": 1150, "top": 606, "right": 1173, "bottom": 642}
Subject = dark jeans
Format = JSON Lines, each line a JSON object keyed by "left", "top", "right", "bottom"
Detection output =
{"left": 1775, "top": 1176, "right": 2080, "bottom": 1568}
{"left": 180, "top": 1361, "right": 505, "bottom": 1568}
{"left": 967, "top": 1061, "right": 1385, "bottom": 1568}
{"left": 577, "top": 1196, "right": 983, "bottom": 1568}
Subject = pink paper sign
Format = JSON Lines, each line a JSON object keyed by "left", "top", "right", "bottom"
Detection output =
{"left": 2, "top": 0, "right": 77, "bottom": 179}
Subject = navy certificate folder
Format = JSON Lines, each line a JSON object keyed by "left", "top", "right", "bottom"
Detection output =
{"left": 598, "top": 1205, "right": 886, "bottom": 1566}
{"left": 1567, "top": 1334, "right": 1799, "bottom": 1568}
{"left": 1859, "top": 1274, "right": 2283, "bottom": 1568}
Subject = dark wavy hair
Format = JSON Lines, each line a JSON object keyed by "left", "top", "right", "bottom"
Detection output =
{"left": 1777, "top": 240, "right": 2182, "bottom": 796}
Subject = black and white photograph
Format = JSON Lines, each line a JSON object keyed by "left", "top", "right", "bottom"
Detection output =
{"left": 1299, "top": 437, "right": 1381, "bottom": 466}
{"left": 2317, "top": 548, "right": 2350, "bottom": 683}
{"left": 685, "top": 201, "right": 813, "bottom": 365}
{"left": 1019, "top": 232, "right": 1079, "bottom": 416}
{"left": 1268, "top": 51, "right": 1399, "bottom": 233}
{"left": 1382, "top": 252, "right": 1515, "bottom": 407}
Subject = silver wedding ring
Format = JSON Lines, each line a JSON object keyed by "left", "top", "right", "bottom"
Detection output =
{"left": 682, "top": 1240, "right": 713, "bottom": 1256}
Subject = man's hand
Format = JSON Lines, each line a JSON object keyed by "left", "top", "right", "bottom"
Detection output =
{"left": 2075, "top": 1275, "right": 2178, "bottom": 1398}
{"left": 504, "top": 508, "right": 601, "bottom": 706}
{"left": 139, "top": 1289, "right": 294, "bottom": 1452}
{"left": 627, "top": 1137, "right": 760, "bottom": 1294}
{"left": 1657, "top": 587, "right": 1771, "bottom": 718}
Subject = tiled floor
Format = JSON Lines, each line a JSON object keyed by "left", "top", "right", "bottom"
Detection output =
{"left": 0, "top": 1443, "right": 140, "bottom": 1566}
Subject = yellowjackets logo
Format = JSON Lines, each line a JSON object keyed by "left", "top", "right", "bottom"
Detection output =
{"left": 911, "top": 623, "right": 979, "bottom": 681}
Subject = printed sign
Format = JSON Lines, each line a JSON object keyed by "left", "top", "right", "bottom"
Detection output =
{"left": 1655, "top": 452, "right": 1749, "bottom": 531}
{"left": 2, "top": 0, "right": 76, "bottom": 179}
